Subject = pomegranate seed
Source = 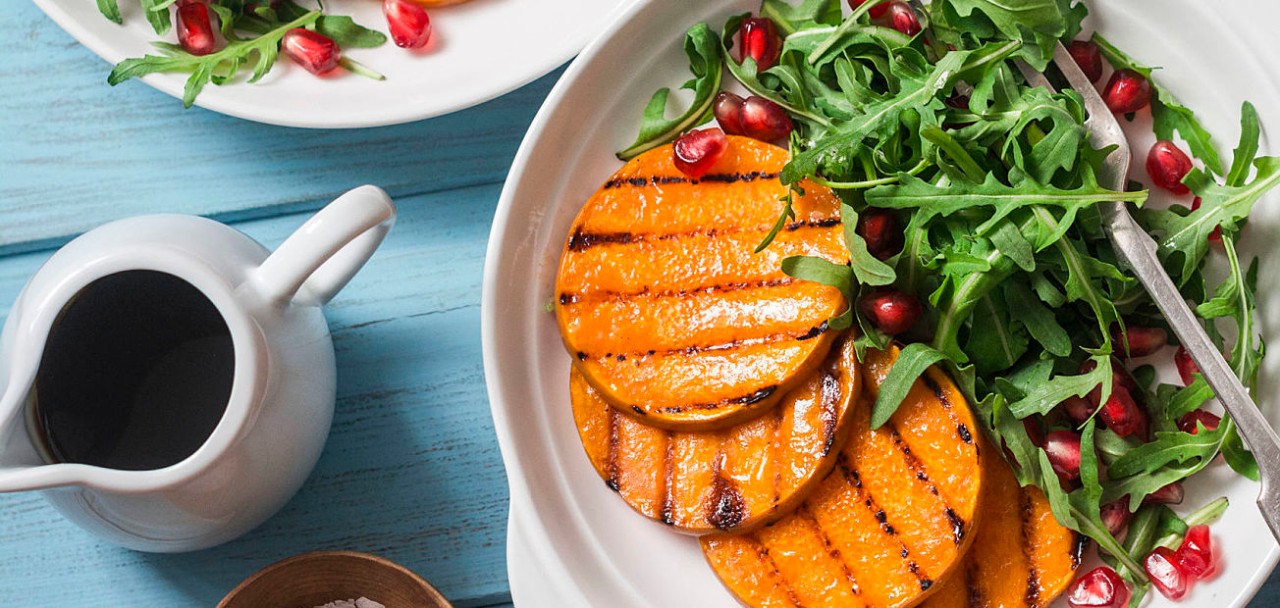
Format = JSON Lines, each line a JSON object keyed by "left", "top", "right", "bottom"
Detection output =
{"left": 1100, "top": 385, "right": 1145, "bottom": 438}
{"left": 885, "top": 2, "right": 921, "bottom": 35}
{"left": 1174, "top": 345, "right": 1198, "bottom": 385}
{"left": 738, "top": 17, "right": 781, "bottom": 71}
{"left": 1102, "top": 68, "right": 1152, "bottom": 114}
{"left": 1023, "top": 417, "right": 1046, "bottom": 448}
{"left": 1067, "top": 567, "right": 1130, "bottom": 608}
{"left": 1100, "top": 498, "right": 1131, "bottom": 537}
{"left": 1066, "top": 40, "right": 1103, "bottom": 83}
{"left": 1176, "top": 524, "right": 1216, "bottom": 579}
{"left": 1144, "top": 546, "right": 1189, "bottom": 599}
{"left": 713, "top": 92, "right": 746, "bottom": 136}
{"left": 857, "top": 208, "right": 903, "bottom": 260}
{"left": 1144, "top": 482, "right": 1185, "bottom": 505}
{"left": 177, "top": 1, "right": 216, "bottom": 56}
{"left": 383, "top": 0, "right": 431, "bottom": 49}
{"left": 1063, "top": 395, "right": 1098, "bottom": 425}
{"left": 1178, "top": 409, "right": 1222, "bottom": 435}
{"left": 282, "top": 28, "right": 340, "bottom": 75}
{"left": 1044, "top": 430, "right": 1082, "bottom": 481}
{"left": 1113, "top": 324, "right": 1167, "bottom": 358}
{"left": 1147, "top": 140, "right": 1194, "bottom": 195}
{"left": 672, "top": 128, "right": 728, "bottom": 179}
{"left": 849, "top": 0, "right": 890, "bottom": 18}
{"left": 740, "top": 96, "right": 794, "bottom": 142}
{"left": 1191, "top": 197, "right": 1223, "bottom": 243}
{"left": 1082, "top": 360, "right": 1141, "bottom": 416}
{"left": 860, "top": 290, "right": 922, "bottom": 335}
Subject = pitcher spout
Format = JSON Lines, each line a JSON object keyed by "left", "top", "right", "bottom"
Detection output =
{"left": 0, "top": 376, "right": 65, "bottom": 492}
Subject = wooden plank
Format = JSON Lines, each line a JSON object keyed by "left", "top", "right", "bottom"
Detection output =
{"left": 0, "top": 0, "right": 556, "bottom": 253}
{"left": 0, "top": 185, "right": 509, "bottom": 607}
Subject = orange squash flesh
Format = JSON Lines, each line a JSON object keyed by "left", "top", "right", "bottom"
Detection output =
{"left": 570, "top": 335, "right": 861, "bottom": 534}
{"left": 921, "top": 446, "right": 1081, "bottom": 608}
{"left": 556, "top": 136, "right": 849, "bottom": 430}
{"left": 701, "top": 345, "right": 984, "bottom": 608}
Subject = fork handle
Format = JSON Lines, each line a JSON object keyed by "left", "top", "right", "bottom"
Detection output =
{"left": 1104, "top": 203, "right": 1280, "bottom": 543}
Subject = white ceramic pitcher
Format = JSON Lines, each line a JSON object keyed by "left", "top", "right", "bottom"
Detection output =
{"left": 0, "top": 185, "right": 395, "bottom": 552}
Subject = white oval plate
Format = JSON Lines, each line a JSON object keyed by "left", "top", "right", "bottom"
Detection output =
{"left": 33, "top": 0, "right": 627, "bottom": 128}
{"left": 483, "top": 0, "right": 1280, "bottom": 606}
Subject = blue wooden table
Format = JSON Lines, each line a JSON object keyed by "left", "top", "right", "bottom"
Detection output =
{"left": 1, "top": 1, "right": 1278, "bottom": 606}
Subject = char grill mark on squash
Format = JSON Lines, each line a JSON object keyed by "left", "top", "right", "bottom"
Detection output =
{"left": 606, "top": 408, "right": 621, "bottom": 491}
{"left": 602, "top": 170, "right": 782, "bottom": 189}
{"left": 655, "top": 385, "right": 777, "bottom": 414}
{"left": 560, "top": 277, "right": 797, "bottom": 307}
{"left": 834, "top": 455, "right": 936, "bottom": 590}
{"left": 801, "top": 504, "right": 863, "bottom": 597}
{"left": 755, "top": 544, "right": 806, "bottom": 608}
{"left": 1020, "top": 489, "right": 1041, "bottom": 608}
{"left": 708, "top": 455, "right": 748, "bottom": 531}
{"left": 566, "top": 217, "right": 839, "bottom": 253}
{"left": 661, "top": 432, "right": 675, "bottom": 526}
{"left": 965, "top": 561, "right": 984, "bottom": 608}
{"left": 819, "top": 369, "right": 841, "bottom": 456}
{"left": 884, "top": 424, "right": 968, "bottom": 544}
{"left": 577, "top": 327, "right": 827, "bottom": 365}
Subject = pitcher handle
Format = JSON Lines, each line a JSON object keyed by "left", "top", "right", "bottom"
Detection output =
{"left": 253, "top": 185, "right": 396, "bottom": 306}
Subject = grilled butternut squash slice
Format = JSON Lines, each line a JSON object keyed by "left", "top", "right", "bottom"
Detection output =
{"left": 701, "top": 345, "right": 984, "bottom": 608}
{"left": 555, "top": 136, "right": 849, "bottom": 431}
{"left": 920, "top": 443, "right": 1080, "bottom": 608}
{"left": 571, "top": 334, "right": 860, "bottom": 534}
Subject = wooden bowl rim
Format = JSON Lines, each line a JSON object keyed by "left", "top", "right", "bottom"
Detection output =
{"left": 217, "top": 550, "right": 452, "bottom": 608}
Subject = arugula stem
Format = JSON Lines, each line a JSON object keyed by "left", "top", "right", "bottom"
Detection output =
{"left": 339, "top": 57, "right": 385, "bottom": 81}
{"left": 811, "top": 159, "right": 930, "bottom": 189}
{"left": 1152, "top": 497, "right": 1229, "bottom": 550}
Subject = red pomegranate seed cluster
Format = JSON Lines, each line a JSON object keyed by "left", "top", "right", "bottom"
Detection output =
{"left": 1143, "top": 525, "right": 1217, "bottom": 599}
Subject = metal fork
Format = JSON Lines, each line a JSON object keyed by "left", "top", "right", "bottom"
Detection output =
{"left": 1017, "top": 43, "right": 1280, "bottom": 543}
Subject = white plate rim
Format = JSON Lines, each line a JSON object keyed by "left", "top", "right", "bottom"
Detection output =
{"left": 482, "top": 0, "right": 1280, "bottom": 605}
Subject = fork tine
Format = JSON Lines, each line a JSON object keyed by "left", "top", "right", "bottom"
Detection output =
{"left": 1014, "top": 60, "right": 1054, "bottom": 92}
{"left": 1050, "top": 41, "right": 1130, "bottom": 188}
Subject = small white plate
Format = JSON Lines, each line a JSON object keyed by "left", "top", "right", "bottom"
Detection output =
{"left": 33, "top": 0, "right": 627, "bottom": 127}
{"left": 483, "top": 0, "right": 1280, "bottom": 606}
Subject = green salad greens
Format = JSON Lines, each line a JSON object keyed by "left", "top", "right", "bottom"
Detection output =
{"left": 626, "top": 0, "right": 1279, "bottom": 603}
{"left": 99, "top": 0, "right": 386, "bottom": 107}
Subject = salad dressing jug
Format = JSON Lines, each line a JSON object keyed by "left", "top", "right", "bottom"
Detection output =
{"left": 0, "top": 185, "right": 394, "bottom": 552}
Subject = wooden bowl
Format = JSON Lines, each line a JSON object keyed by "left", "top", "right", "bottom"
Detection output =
{"left": 218, "top": 551, "right": 452, "bottom": 608}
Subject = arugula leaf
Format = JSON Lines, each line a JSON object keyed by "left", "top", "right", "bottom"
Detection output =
{"left": 1227, "top": 102, "right": 1260, "bottom": 187}
{"left": 1140, "top": 157, "right": 1280, "bottom": 282}
{"left": 316, "top": 15, "right": 387, "bottom": 49}
{"left": 871, "top": 343, "right": 948, "bottom": 428}
{"left": 1007, "top": 355, "right": 1110, "bottom": 418}
{"left": 109, "top": 10, "right": 321, "bottom": 108}
{"left": 1004, "top": 281, "right": 1071, "bottom": 356}
{"left": 841, "top": 204, "right": 898, "bottom": 286}
{"left": 760, "top": 0, "right": 842, "bottom": 36}
{"left": 966, "top": 291, "right": 1028, "bottom": 375}
{"left": 1107, "top": 426, "right": 1224, "bottom": 478}
{"left": 617, "top": 23, "right": 723, "bottom": 160}
{"left": 140, "top": 0, "right": 172, "bottom": 35}
{"left": 781, "top": 41, "right": 1022, "bottom": 185}
{"left": 97, "top": 0, "right": 122, "bottom": 24}
{"left": 931, "top": 0, "right": 1086, "bottom": 69}
{"left": 864, "top": 173, "right": 1145, "bottom": 231}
